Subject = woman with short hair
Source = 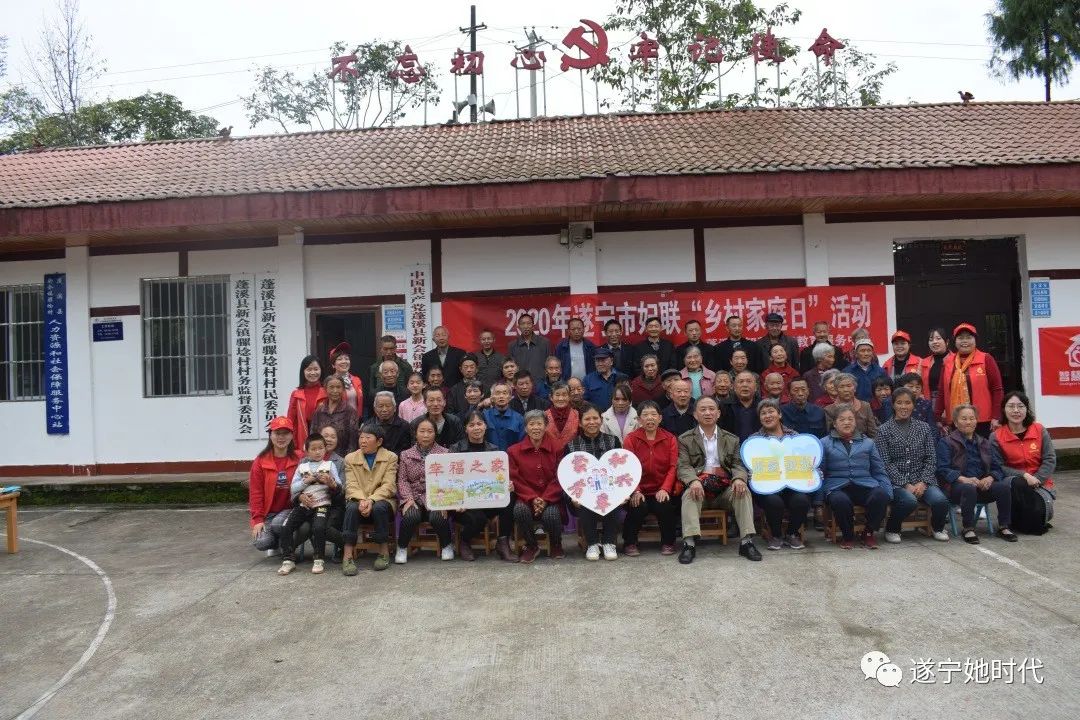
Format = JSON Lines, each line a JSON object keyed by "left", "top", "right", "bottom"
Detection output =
{"left": 319, "top": 342, "right": 364, "bottom": 416}
{"left": 824, "top": 372, "right": 878, "bottom": 438}
{"left": 621, "top": 401, "right": 678, "bottom": 556}
{"left": 566, "top": 403, "right": 622, "bottom": 561}
{"left": 992, "top": 392, "right": 1056, "bottom": 535}
{"left": 680, "top": 346, "right": 716, "bottom": 400}
{"left": 544, "top": 381, "right": 580, "bottom": 450}
{"left": 310, "top": 375, "right": 360, "bottom": 454}
{"left": 819, "top": 405, "right": 892, "bottom": 549}
{"left": 509, "top": 410, "right": 565, "bottom": 563}
{"left": 341, "top": 423, "right": 398, "bottom": 574}
{"left": 450, "top": 411, "right": 519, "bottom": 562}
{"left": 935, "top": 404, "right": 1015, "bottom": 544}
{"left": 748, "top": 399, "right": 811, "bottom": 551}
{"left": 814, "top": 368, "right": 841, "bottom": 408}
{"left": 803, "top": 344, "right": 836, "bottom": 402}
{"left": 394, "top": 417, "right": 453, "bottom": 564}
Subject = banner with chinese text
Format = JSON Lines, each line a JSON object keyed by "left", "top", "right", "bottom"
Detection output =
{"left": 405, "top": 265, "right": 432, "bottom": 373}
{"left": 44, "top": 273, "right": 70, "bottom": 435}
{"left": 441, "top": 285, "right": 888, "bottom": 352}
{"left": 1038, "top": 326, "right": 1080, "bottom": 395}
{"left": 232, "top": 272, "right": 278, "bottom": 440}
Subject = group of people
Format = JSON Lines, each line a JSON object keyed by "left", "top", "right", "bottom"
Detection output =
{"left": 248, "top": 313, "right": 1058, "bottom": 575}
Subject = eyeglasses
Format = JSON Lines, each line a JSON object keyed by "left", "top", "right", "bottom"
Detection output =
{"left": 1004, "top": 403, "right": 1026, "bottom": 410}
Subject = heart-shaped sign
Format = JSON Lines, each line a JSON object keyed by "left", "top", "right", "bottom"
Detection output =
{"left": 557, "top": 449, "right": 642, "bottom": 516}
{"left": 740, "top": 433, "right": 824, "bottom": 495}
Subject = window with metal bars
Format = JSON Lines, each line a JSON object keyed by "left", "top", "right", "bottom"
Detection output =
{"left": 0, "top": 285, "right": 45, "bottom": 401}
{"left": 141, "top": 276, "right": 231, "bottom": 397}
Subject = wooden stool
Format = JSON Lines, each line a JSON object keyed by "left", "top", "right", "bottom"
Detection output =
{"left": 898, "top": 504, "right": 933, "bottom": 536}
{"left": 354, "top": 523, "right": 394, "bottom": 556}
{"left": 823, "top": 505, "right": 866, "bottom": 542}
{"left": 461, "top": 517, "right": 496, "bottom": 556}
{"left": 513, "top": 527, "right": 554, "bottom": 557}
{"left": 1, "top": 491, "right": 18, "bottom": 554}
{"left": 758, "top": 513, "right": 807, "bottom": 543}
{"left": 408, "top": 521, "right": 443, "bottom": 556}
{"left": 635, "top": 517, "right": 663, "bottom": 545}
{"left": 697, "top": 509, "right": 729, "bottom": 545}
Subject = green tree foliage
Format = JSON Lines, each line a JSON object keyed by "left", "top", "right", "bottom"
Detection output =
{"left": 0, "top": 92, "right": 219, "bottom": 153}
{"left": 987, "top": 0, "right": 1080, "bottom": 101}
{"left": 244, "top": 40, "right": 441, "bottom": 132}
{"left": 594, "top": 0, "right": 895, "bottom": 110}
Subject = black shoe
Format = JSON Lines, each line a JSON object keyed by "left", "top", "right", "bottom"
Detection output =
{"left": 678, "top": 542, "right": 696, "bottom": 564}
{"left": 739, "top": 540, "right": 762, "bottom": 561}
{"left": 997, "top": 528, "right": 1019, "bottom": 543}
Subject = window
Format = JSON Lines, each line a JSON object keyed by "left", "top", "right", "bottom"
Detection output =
{"left": 141, "top": 276, "right": 230, "bottom": 397}
{"left": 0, "top": 285, "right": 45, "bottom": 401}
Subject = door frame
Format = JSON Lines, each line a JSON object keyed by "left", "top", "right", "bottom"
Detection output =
{"left": 308, "top": 304, "right": 385, "bottom": 362}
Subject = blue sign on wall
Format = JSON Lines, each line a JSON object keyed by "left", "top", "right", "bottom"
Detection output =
{"left": 1030, "top": 278, "right": 1051, "bottom": 318}
{"left": 383, "top": 307, "right": 406, "bottom": 331}
{"left": 92, "top": 320, "right": 124, "bottom": 342}
{"left": 44, "top": 273, "right": 70, "bottom": 435}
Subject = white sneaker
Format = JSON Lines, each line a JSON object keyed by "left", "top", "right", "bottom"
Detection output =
{"left": 933, "top": 530, "right": 950, "bottom": 542}
{"left": 602, "top": 543, "right": 617, "bottom": 561}
{"left": 585, "top": 544, "right": 601, "bottom": 561}
{"left": 440, "top": 545, "right": 455, "bottom": 561}
{"left": 277, "top": 560, "right": 296, "bottom": 575}
{"left": 394, "top": 547, "right": 408, "bottom": 564}
{"left": 311, "top": 559, "right": 325, "bottom": 574}
{"left": 884, "top": 532, "right": 902, "bottom": 544}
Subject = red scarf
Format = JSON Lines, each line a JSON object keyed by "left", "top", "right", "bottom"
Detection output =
{"left": 550, "top": 405, "right": 572, "bottom": 432}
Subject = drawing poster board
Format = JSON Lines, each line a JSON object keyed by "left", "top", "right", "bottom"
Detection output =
{"left": 425, "top": 451, "right": 511, "bottom": 510}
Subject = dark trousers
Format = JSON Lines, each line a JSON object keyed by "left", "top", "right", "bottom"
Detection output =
{"left": 342, "top": 499, "right": 392, "bottom": 545}
{"left": 755, "top": 489, "right": 812, "bottom": 538}
{"left": 280, "top": 505, "right": 339, "bottom": 560}
{"left": 513, "top": 501, "right": 562, "bottom": 545}
{"left": 397, "top": 506, "right": 452, "bottom": 549}
{"left": 622, "top": 495, "right": 676, "bottom": 545}
{"left": 483, "top": 498, "right": 516, "bottom": 539}
{"left": 949, "top": 479, "right": 1012, "bottom": 528}
{"left": 827, "top": 484, "right": 890, "bottom": 540}
{"left": 578, "top": 506, "right": 620, "bottom": 546}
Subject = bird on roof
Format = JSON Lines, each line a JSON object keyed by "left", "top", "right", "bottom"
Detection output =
{"left": 217, "top": 125, "right": 233, "bottom": 138}
{"left": 958, "top": 91, "right": 974, "bottom": 104}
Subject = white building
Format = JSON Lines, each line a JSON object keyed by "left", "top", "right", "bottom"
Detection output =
{"left": 1, "top": 102, "right": 1078, "bottom": 475}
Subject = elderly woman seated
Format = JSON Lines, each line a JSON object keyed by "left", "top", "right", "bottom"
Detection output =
{"left": 819, "top": 404, "right": 892, "bottom": 549}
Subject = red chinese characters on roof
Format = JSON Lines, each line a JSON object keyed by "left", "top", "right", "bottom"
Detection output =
{"left": 560, "top": 19, "right": 611, "bottom": 71}
{"left": 750, "top": 26, "right": 784, "bottom": 65}
{"left": 329, "top": 54, "right": 359, "bottom": 82}
{"left": 511, "top": 49, "right": 547, "bottom": 70}
{"left": 390, "top": 45, "right": 427, "bottom": 84}
{"left": 808, "top": 28, "right": 845, "bottom": 66}
{"left": 628, "top": 32, "right": 660, "bottom": 70}
{"left": 688, "top": 33, "right": 723, "bottom": 64}
{"left": 451, "top": 48, "right": 485, "bottom": 75}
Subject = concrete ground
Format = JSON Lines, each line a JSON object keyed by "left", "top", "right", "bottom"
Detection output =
{"left": 2, "top": 476, "right": 1078, "bottom": 720}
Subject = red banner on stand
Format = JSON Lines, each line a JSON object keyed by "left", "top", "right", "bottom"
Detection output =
{"left": 1039, "top": 326, "right": 1080, "bottom": 395}
{"left": 441, "top": 285, "right": 888, "bottom": 352}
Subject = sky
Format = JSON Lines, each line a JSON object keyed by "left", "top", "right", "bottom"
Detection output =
{"left": 2, "top": 0, "right": 1077, "bottom": 137}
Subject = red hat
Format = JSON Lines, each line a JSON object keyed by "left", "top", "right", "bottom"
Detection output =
{"left": 329, "top": 342, "right": 352, "bottom": 362}
{"left": 268, "top": 416, "right": 294, "bottom": 433}
{"left": 952, "top": 323, "right": 977, "bottom": 338}
{"left": 891, "top": 330, "right": 911, "bottom": 343}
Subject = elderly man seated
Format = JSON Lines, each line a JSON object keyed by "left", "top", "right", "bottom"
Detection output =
{"left": 676, "top": 395, "right": 760, "bottom": 564}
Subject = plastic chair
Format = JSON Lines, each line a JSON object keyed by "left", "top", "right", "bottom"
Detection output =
{"left": 949, "top": 503, "right": 995, "bottom": 537}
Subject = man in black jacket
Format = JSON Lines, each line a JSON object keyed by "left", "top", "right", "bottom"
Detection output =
{"left": 371, "top": 391, "right": 411, "bottom": 454}
{"left": 674, "top": 319, "right": 714, "bottom": 370}
{"left": 714, "top": 315, "right": 765, "bottom": 373}
{"left": 635, "top": 316, "right": 677, "bottom": 372}
{"left": 600, "top": 320, "right": 637, "bottom": 378}
{"left": 421, "top": 326, "right": 467, "bottom": 387}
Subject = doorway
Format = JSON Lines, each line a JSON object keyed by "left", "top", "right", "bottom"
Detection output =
{"left": 893, "top": 237, "right": 1023, "bottom": 393}
{"left": 313, "top": 310, "right": 377, "bottom": 380}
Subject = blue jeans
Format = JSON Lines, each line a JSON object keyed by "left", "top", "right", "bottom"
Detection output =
{"left": 887, "top": 485, "right": 949, "bottom": 533}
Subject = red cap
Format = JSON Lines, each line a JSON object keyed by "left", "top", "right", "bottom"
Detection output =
{"left": 329, "top": 342, "right": 352, "bottom": 362}
{"left": 891, "top": 330, "right": 911, "bottom": 343}
{"left": 952, "top": 323, "right": 977, "bottom": 338}
{"left": 268, "top": 416, "right": 294, "bottom": 433}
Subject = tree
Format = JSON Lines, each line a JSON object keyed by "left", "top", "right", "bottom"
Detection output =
{"left": 244, "top": 41, "right": 440, "bottom": 132}
{"left": 987, "top": 0, "right": 1080, "bottom": 101}
{"left": 790, "top": 43, "right": 897, "bottom": 108}
{"left": 595, "top": 0, "right": 802, "bottom": 111}
{"left": 0, "top": 92, "right": 219, "bottom": 153}
{"left": 26, "top": 0, "right": 104, "bottom": 145}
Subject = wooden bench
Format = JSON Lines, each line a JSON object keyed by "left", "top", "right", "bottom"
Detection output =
{"left": 1, "top": 491, "right": 18, "bottom": 554}
{"left": 822, "top": 504, "right": 932, "bottom": 542}
{"left": 461, "top": 517, "right": 496, "bottom": 556}
{"left": 408, "top": 521, "right": 444, "bottom": 556}
{"left": 698, "top": 508, "right": 729, "bottom": 545}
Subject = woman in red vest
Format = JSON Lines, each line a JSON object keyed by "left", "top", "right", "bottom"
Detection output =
{"left": 285, "top": 355, "right": 323, "bottom": 443}
{"left": 248, "top": 417, "right": 304, "bottom": 552}
{"left": 882, "top": 330, "right": 921, "bottom": 379}
{"left": 991, "top": 392, "right": 1056, "bottom": 533}
{"left": 919, "top": 327, "right": 953, "bottom": 421}
{"left": 935, "top": 323, "right": 1003, "bottom": 437}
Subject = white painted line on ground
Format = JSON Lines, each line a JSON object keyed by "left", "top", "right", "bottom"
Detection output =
{"left": 15, "top": 538, "right": 118, "bottom": 720}
{"left": 975, "top": 545, "right": 1074, "bottom": 594}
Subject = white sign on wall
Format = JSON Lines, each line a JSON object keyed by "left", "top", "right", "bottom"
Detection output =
{"left": 231, "top": 272, "right": 279, "bottom": 440}
{"left": 405, "top": 264, "right": 432, "bottom": 374}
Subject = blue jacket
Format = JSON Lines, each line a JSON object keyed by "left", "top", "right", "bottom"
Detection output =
{"left": 554, "top": 338, "right": 597, "bottom": 381}
{"left": 819, "top": 432, "right": 893, "bottom": 502}
{"left": 583, "top": 370, "right": 628, "bottom": 412}
{"left": 843, "top": 360, "right": 886, "bottom": 401}
{"left": 483, "top": 407, "right": 525, "bottom": 451}
{"left": 781, "top": 402, "right": 827, "bottom": 438}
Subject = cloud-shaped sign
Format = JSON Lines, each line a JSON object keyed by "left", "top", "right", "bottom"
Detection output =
{"left": 740, "top": 433, "right": 823, "bottom": 494}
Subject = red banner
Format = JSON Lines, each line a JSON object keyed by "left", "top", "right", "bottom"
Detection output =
{"left": 1039, "top": 326, "right": 1080, "bottom": 395}
{"left": 441, "top": 285, "right": 888, "bottom": 352}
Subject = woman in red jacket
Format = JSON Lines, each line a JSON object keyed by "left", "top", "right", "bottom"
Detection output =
{"left": 919, "top": 327, "right": 952, "bottom": 417}
{"left": 992, "top": 392, "right": 1057, "bottom": 533}
{"left": 285, "top": 355, "right": 323, "bottom": 444}
{"left": 509, "top": 410, "right": 565, "bottom": 563}
{"left": 621, "top": 401, "right": 678, "bottom": 556}
{"left": 936, "top": 323, "right": 1003, "bottom": 437}
{"left": 249, "top": 416, "right": 304, "bottom": 551}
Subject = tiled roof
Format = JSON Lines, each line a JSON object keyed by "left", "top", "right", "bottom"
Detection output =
{"left": 1, "top": 102, "right": 1079, "bottom": 210}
